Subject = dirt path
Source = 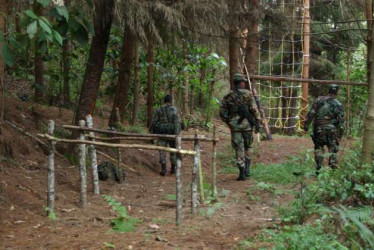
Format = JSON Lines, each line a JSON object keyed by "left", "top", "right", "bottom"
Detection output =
{"left": 0, "top": 99, "right": 313, "bottom": 249}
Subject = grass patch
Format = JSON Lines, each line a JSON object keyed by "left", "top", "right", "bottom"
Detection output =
{"left": 163, "top": 194, "right": 176, "bottom": 201}
{"left": 252, "top": 153, "right": 314, "bottom": 184}
{"left": 198, "top": 202, "right": 224, "bottom": 218}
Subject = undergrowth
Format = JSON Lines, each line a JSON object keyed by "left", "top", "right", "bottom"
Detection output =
{"left": 103, "top": 195, "right": 142, "bottom": 232}
{"left": 245, "top": 142, "right": 374, "bottom": 249}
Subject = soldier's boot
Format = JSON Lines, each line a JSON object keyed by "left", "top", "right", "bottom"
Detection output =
{"left": 236, "top": 167, "right": 246, "bottom": 181}
{"left": 245, "top": 159, "right": 251, "bottom": 177}
{"left": 315, "top": 158, "right": 322, "bottom": 176}
{"left": 160, "top": 163, "right": 167, "bottom": 176}
{"left": 170, "top": 164, "right": 176, "bottom": 174}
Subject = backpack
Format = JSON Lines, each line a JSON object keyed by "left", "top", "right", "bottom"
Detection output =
{"left": 152, "top": 106, "right": 176, "bottom": 135}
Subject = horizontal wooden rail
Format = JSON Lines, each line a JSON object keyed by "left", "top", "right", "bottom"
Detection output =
{"left": 38, "top": 134, "right": 196, "bottom": 156}
{"left": 250, "top": 75, "right": 368, "bottom": 86}
{"left": 63, "top": 125, "right": 219, "bottom": 142}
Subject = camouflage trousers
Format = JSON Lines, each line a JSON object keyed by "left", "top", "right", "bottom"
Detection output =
{"left": 312, "top": 125, "right": 339, "bottom": 169}
{"left": 158, "top": 139, "right": 177, "bottom": 166}
{"left": 231, "top": 130, "right": 253, "bottom": 168}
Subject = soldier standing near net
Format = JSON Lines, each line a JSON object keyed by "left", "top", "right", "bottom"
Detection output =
{"left": 303, "top": 84, "right": 345, "bottom": 175}
{"left": 150, "top": 94, "right": 181, "bottom": 176}
{"left": 219, "top": 73, "right": 260, "bottom": 181}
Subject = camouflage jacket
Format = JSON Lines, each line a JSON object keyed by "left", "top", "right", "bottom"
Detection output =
{"left": 150, "top": 103, "right": 181, "bottom": 135}
{"left": 219, "top": 86, "right": 260, "bottom": 131}
{"left": 305, "top": 95, "right": 345, "bottom": 136}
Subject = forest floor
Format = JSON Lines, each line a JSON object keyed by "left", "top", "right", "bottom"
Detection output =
{"left": 0, "top": 84, "right": 315, "bottom": 249}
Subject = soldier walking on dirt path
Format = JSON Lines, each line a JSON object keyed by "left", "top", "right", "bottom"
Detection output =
{"left": 219, "top": 73, "right": 260, "bottom": 181}
{"left": 150, "top": 94, "right": 181, "bottom": 176}
{"left": 303, "top": 84, "right": 345, "bottom": 175}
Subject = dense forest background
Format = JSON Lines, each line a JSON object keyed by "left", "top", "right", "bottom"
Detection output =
{"left": 1, "top": 1, "right": 374, "bottom": 248}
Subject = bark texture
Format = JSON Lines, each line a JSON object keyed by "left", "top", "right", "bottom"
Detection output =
{"left": 108, "top": 27, "right": 136, "bottom": 127}
{"left": 131, "top": 41, "right": 140, "bottom": 125}
{"left": 146, "top": 41, "right": 154, "bottom": 127}
{"left": 74, "top": 0, "right": 114, "bottom": 129}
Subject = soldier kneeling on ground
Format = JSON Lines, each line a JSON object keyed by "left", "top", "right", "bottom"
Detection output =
{"left": 98, "top": 161, "right": 125, "bottom": 183}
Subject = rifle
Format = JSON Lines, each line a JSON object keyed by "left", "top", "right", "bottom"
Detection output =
{"left": 233, "top": 90, "right": 260, "bottom": 131}
{"left": 240, "top": 48, "right": 272, "bottom": 140}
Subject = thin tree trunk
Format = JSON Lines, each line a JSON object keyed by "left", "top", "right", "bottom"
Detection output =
{"left": 73, "top": 0, "right": 114, "bottom": 130}
{"left": 34, "top": 4, "right": 44, "bottom": 104}
{"left": 0, "top": 0, "right": 6, "bottom": 120}
{"left": 108, "top": 27, "right": 136, "bottom": 127}
{"left": 245, "top": 0, "right": 259, "bottom": 76}
{"left": 362, "top": 0, "right": 374, "bottom": 164}
{"left": 62, "top": 39, "right": 70, "bottom": 107}
{"left": 301, "top": 0, "right": 310, "bottom": 125}
{"left": 131, "top": 40, "right": 139, "bottom": 125}
{"left": 198, "top": 67, "right": 205, "bottom": 108}
{"left": 183, "top": 76, "right": 188, "bottom": 115}
{"left": 189, "top": 85, "right": 195, "bottom": 115}
{"left": 228, "top": 0, "right": 239, "bottom": 90}
{"left": 147, "top": 41, "right": 154, "bottom": 127}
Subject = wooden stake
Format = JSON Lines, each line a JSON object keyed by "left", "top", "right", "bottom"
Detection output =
{"left": 78, "top": 120, "right": 87, "bottom": 207}
{"left": 346, "top": 49, "right": 351, "bottom": 135}
{"left": 47, "top": 120, "right": 55, "bottom": 215}
{"left": 175, "top": 135, "right": 183, "bottom": 226}
{"left": 192, "top": 132, "right": 199, "bottom": 215}
{"left": 85, "top": 115, "right": 99, "bottom": 195}
{"left": 197, "top": 137, "right": 205, "bottom": 205}
{"left": 212, "top": 125, "right": 217, "bottom": 199}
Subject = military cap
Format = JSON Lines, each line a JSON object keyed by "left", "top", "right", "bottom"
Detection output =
{"left": 233, "top": 73, "right": 248, "bottom": 82}
{"left": 328, "top": 84, "right": 339, "bottom": 94}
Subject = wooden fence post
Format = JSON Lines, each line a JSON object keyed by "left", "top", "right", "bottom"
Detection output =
{"left": 85, "top": 115, "right": 99, "bottom": 195}
{"left": 78, "top": 120, "right": 87, "bottom": 207}
{"left": 192, "top": 132, "right": 199, "bottom": 215}
{"left": 212, "top": 125, "right": 217, "bottom": 199}
{"left": 175, "top": 135, "right": 183, "bottom": 225}
{"left": 47, "top": 120, "right": 55, "bottom": 215}
{"left": 197, "top": 130, "right": 205, "bottom": 205}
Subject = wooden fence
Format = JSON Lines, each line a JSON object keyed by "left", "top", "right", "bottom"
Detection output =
{"left": 38, "top": 115, "right": 219, "bottom": 226}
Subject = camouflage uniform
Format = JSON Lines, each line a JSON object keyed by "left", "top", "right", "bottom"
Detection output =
{"left": 219, "top": 84, "right": 260, "bottom": 180}
{"left": 150, "top": 103, "right": 181, "bottom": 173}
{"left": 304, "top": 94, "right": 345, "bottom": 171}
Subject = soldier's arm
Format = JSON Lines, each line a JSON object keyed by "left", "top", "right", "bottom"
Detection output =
{"left": 219, "top": 97, "right": 230, "bottom": 124}
{"left": 172, "top": 107, "right": 181, "bottom": 135}
{"left": 336, "top": 103, "right": 345, "bottom": 138}
{"left": 304, "top": 99, "right": 318, "bottom": 131}
{"left": 149, "top": 109, "right": 159, "bottom": 133}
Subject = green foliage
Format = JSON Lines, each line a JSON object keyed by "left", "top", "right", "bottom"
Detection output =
{"left": 263, "top": 222, "right": 347, "bottom": 250}
{"left": 44, "top": 207, "right": 57, "bottom": 220}
{"left": 103, "top": 195, "right": 142, "bottom": 233}
{"left": 198, "top": 202, "right": 223, "bottom": 218}
{"left": 103, "top": 242, "right": 116, "bottom": 249}
{"left": 251, "top": 152, "right": 315, "bottom": 184}
{"left": 163, "top": 194, "right": 176, "bottom": 201}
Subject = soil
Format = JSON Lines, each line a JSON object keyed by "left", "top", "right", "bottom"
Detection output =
{"left": 0, "top": 95, "right": 314, "bottom": 249}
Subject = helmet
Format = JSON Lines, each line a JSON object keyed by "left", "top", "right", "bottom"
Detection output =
{"left": 328, "top": 84, "right": 339, "bottom": 95}
{"left": 233, "top": 73, "right": 248, "bottom": 84}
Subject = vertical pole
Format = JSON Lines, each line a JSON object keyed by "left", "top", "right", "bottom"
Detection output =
{"left": 78, "top": 120, "right": 87, "bottom": 207}
{"left": 197, "top": 132, "right": 205, "bottom": 205}
{"left": 212, "top": 125, "right": 217, "bottom": 199}
{"left": 192, "top": 132, "right": 199, "bottom": 215}
{"left": 115, "top": 107, "right": 121, "bottom": 129}
{"left": 301, "top": 0, "right": 310, "bottom": 125}
{"left": 47, "top": 120, "right": 55, "bottom": 215}
{"left": 346, "top": 49, "right": 351, "bottom": 136}
{"left": 85, "top": 115, "right": 99, "bottom": 195}
{"left": 115, "top": 109, "right": 123, "bottom": 183}
{"left": 175, "top": 135, "right": 183, "bottom": 225}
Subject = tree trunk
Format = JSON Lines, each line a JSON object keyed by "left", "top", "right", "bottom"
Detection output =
{"left": 62, "top": 39, "right": 70, "bottom": 107}
{"left": 73, "top": 0, "right": 114, "bottom": 129}
{"left": 0, "top": 0, "right": 6, "bottom": 120}
{"left": 228, "top": 0, "right": 239, "bottom": 90}
{"left": 108, "top": 26, "right": 136, "bottom": 127}
{"left": 146, "top": 41, "right": 154, "bottom": 127}
{"left": 362, "top": 0, "right": 374, "bottom": 164}
{"left": 198, "top": 67, "right": 205, "bottom": 108}
{"left": 34, "top": 4, "right": 44, "bottom": 104}
{"left": 131, "top": 40, "right": 139, "bottom": 125}
{"left": 183, "top": 76, "right": 188, "bottom": 115}
{"left": 189, "top": 85, "right": 195, "bottom": 115}
{"left": 34, "top": 48, "right": 44, "bottom": 103}
{"left": 245, "top": 0, "right": 259, "bottom": 76}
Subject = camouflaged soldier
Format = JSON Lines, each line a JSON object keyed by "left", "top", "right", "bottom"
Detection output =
{"left": 304, "top": 84, "right": 345, "bottom": 174}
{"left": 219, "top": 73, "right": 260, "bottom": 181}
{"left": 150, "top": 94, "right": 181, "bottom": 176}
